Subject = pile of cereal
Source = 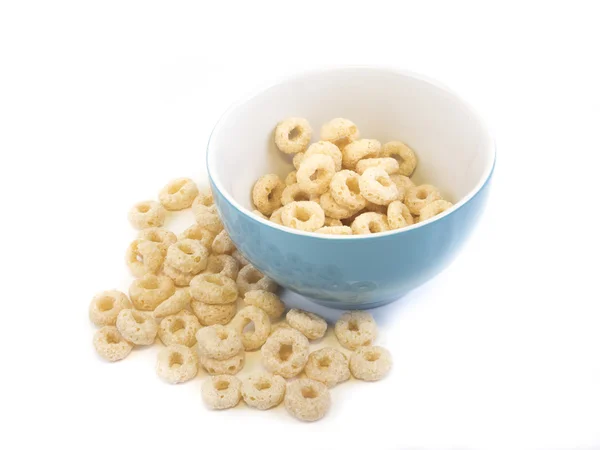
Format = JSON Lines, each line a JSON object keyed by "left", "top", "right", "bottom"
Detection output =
{"left": 252, "top": 117, "right": 453, "bottom": 234}
{"left": 90, "top": 178, "right": 392, "bottom": 422}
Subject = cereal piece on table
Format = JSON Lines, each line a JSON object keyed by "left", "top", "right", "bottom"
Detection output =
{"left": 284, "top": 171, "right": 297, "bottom": 186}
{"left": 349, "top": 346, "right": 392, "bottom": 381}
{"left": 178, "top": 224, "right": 215, "bottom": 249}
{"left": 387, "top": 200, "right": 414, "bottom": 230}
{"left": 202, "top": 375, "right": 242, "bottom": 410}
{"left": 350, "top": 212, "right": 390, "bottom": 235}
{"left": 281, "top": 184, "right": 319, "bottom": 205}
{"left": 158, "top": 310, "right": 200, "bottom": 347}
{"left": 128, "top": 201, "right": 166, "bottom": 230}
{"left": 418, "top": 199, "right": 453, "bottom": 222}
{"left": 304, "top": 347, "right": 350, "bottom": 388}
{"left": 191, "top": 300, "right": 237, "bottom": 326}
{"left": 230, "top": 306, "right": 271, "bottom": 351}
{"left": 284, "top": 379, "right": 331, "bottom": 422}
{"left": 334, "top": 311, "right": 378, "bottom": 350}
{"left": 297, "top": 154, "right": 336, "bottom": 195}
{"left": 211, "top": 230, "right": 236, "bottom": 255}
{"left": 202, "top": 254, "right": 239, "bottom": 280}
{"left": 196, "top": 325, "right": 243, "bottom": 360}
{"left": 93, "top": 326, "right": 133, "bottom": 362}
{"left": 261, "top": 328, "right": 309, "bottom": 378}
{"left": 162, "top": 263, "right": 195, "bottom": 287}
{"left": 315, "top": 225, "right": 353, "bottom": 235}
{"left": 319, "top": 192, "right": 357, "bottom": 220}
{"left": 138, "top": 227, "right": 177, "bottom": 254}
{"left": 199, "top": 352, "right": 245, "bottom": 376}
{"left": 158, "top": 178, "right": 199, "bottom": 211}
{"left": 304, "top": 141, "right": 343, "bottom": 172}
{"left": 237, "top": 264, "right": 277, "bottom": 295}
{"left": 241, "top": 373, "right": 286, "bottom": 410}
{"left": 405, "top": 184, "right": 442, "bottom": 215}
{"left": 320, "top": 118, "right": 360, "bottom": 149}
{"left": 153, "top": 288, "right": 192, "bottom": 319}
{"left": 286, "top": 308, "right": 327, "bottom": 340}
{"left": 116, "top": 309, "right": 157, "bottom": 345}
{"left": 381, "top": 141, "right": 417, "bottom": 176}
{"left": 274, "top": 117, "right": 312, "bottom": 154}
{"left": 292, "top": 152, "right": 305, "bottom": 170}
{"left": 165, "top": 239, "right": 209, "bottom": 275}
{"left": 389, "top": 174, "right": 415, "bottom": 192}
{"left": 193, "top": 189, "right": 214, "bottom": 208}
{"left": 252, "top": 174, "right": 285, "bottom": 216}
{"left": 355, "top": 157, "right": 400, "bottom": 175}
{"left": 359, "top": 167, "right": 399, "bottom": 206}
{"left": 281, "top": 201, "right": 325, "bottom": 232}
{"left": 156, "top": 344, "right": 198, "bottom": 384}
{"left": 193, "top": 203, "right": 224, "bottom": 234}
{"left": 232, "top": 249, "right": 249, "bottom": 267}
{"left": 243, "top": 290, "right": 285, "bottom": 320}
{"left": 330, "top": 170, "right": 367, "bottom": 210}
{"left": 342, "top": 139, "right": 381, "bottom": 169}
{"left": 189, "top": 273, "right": 238, "bottom": 304}
{"left": 89, "top": 290, "right": 132, "bottom": 327}
{"left": 129, "top": 274, "right": 175, "bottom": 311}
{"left": 324, "top": 217, "right": 343, "bottom": 226}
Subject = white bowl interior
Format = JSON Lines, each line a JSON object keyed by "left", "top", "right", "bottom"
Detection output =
{"left": 208, "top": 68, "right": 493, "bottom": 213}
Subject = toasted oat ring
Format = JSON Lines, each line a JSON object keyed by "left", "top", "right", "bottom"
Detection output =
{"left": 196, "top": 324, "right": 243, "bottom": 360}
{"left": 194, "top": 189, "right": 214, "bottom": 207}
{"left": 349, "top": 346, "right": 392, "bottom": 381}
{"left": 138, "top": 228, "right": 177, "bottom": 254}
{"left": 387, "top": 200, "right": 414, "bottom": 230}
{"left": 158, "top": 177, "right": 199, "bottom": 211}
{"left": 274, "top": 117, "right": 312, "bottom": 154}
{"left": 162, "top": 263, "right": 195, "bottom": 287}
{"left": 193, "top": 203, "right": 224, "bottom": 234}
{"left": 334, "top": 311, "right": 378, "bottom": 350}
{"left": 304, "top": 141, "right": 343, "bottom": 172}
{"left": 285, "top": 170, "right": 297, "bottom": 186}
{"left": 305, "top": 347, "right": 350, "bottom": 388}
{"left": 153, "top": 289, "right": 192, "bottom": 319}
{"left": 315, "top": 225, "right": 353, "bottom": 235}
{"left": 156, "top": 344, "right": 198, "bottom": 384}
{"left": 286, "top": 309, "right": 327, "bottom": 340}
{"left": 390, "top": 174, "right": 415, "bottom": 192}
{"left": 355, "top": 157, "right": 400, "bottom": 175}
{"left": 405, "top": 184, "right": 442, "bottom": 215}
{"left": 190, "top": 273, "right": 238, "bottom": 304}
{"left": 297, "top": 154, "right": 336, "bottom": 195}
{"left": 252, "top": 174, "right": 285, "bottom": 215}
{"left": 292, "top": 152, "right": 305, "bottom": 169}
{"left": 281, "top": 201, "right": 325, "bottom": 232}
{"left": 418, "top": 199, "right": 453, "bottom": 222}
{"left": 261, "top": 328, "right": 309, "bottom": 378}
{"left": 203, "top": 254, "right": 239, "bottom": 280}
{"left": 284, "top": 379, "right": 331, "bottom": 422}
{"left": 381, "top": 141, "right": 417, "bottom": 176}
{"left": 350, "top": 212, "right": 390, "bottom": 235}
{"left": 243, "top": 290, "right": 285, "bottom": 320}
{"left": 269, "top": 207, "right": 283, "bottom": 225}
{"left": 330, "top": 170, "right": 367, "bottom": 210}
{"left": 211, "top": 230, "right": 235, "bottom": 255}
{"left": 202, "top": 375, "right": 242, "bottom": 410}
{"left": 178, "top": 224, "right": 215, "bottom": 249}
{"left": 232, "top": 250, "right": 249, "bottom": 267}
{"left": 165, "top": 239, "right": 209, "bottom": 275}
{"left": 359, "top": 167, "right": 399, "bottom": 206}
{"left": 230, "top": 306, "right": 271, "bottom": 351}
{"left": 191, "top": 300, "right": 236, "bottom": 326}
{"left": 89, "top": 290, "right": 132, "bottom": 326}
{"left": 237, "top": 264, "right": 278, "bottom": 295}
{"left": 281, "top": 183, "right": 320, "bottom": 205}
{"left": 128, "top": 201, "right": 166, "bottom": 230}
{"left": 129, "top": 274, "right": 175, "bottom": 311}
{"left": 241, "top": 373, "right": 286, "bottom": 410}
{"left": 200, "top": 352, "right": 245, "bottom": 375}
{"left": 320, "top": 118, "right": 360, "bottom": 149}
{"left": 158, "top": 310, "right": 201, "bottom": 347}
{"left": 125, "top": 239, "right": 164, "bottom": 277}
{"left": 93, "top": 326, "right": 132, "bottom": 362}
{"left": 319, "top": 192, "right": 357, "bottom": 220}
{"left": 342, "top": 139, "right": 381, "bottom": 169}
{"left": 116, "top": 309, "right": 157, "bottom": 345}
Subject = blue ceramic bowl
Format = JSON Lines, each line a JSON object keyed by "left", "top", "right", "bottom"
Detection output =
{"left": 207, "top": 67, "right": 495, "bottom": 309}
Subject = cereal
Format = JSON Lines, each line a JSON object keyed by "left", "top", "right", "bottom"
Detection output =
{"left": 350, "top": 212, "right": 390, "bottom": 235}
{"left": 281, "top": 183, "right": 319, "bottom": 205}
{"left": 334, "top": 311, "right": 378, "bottom": 350}
{"left": 324, "top": 217, "right": 343, "bottom": 226}
{"left": 389, "top": 174, "right": 415, "bottom": 192}
{"left": 178, "top": 224, "right": 215, "bottom": 248}
{"left": 202, "top": 375, "right": 242, "bottom": 410}
{"left": 418, "top": 199, "right": 453, "bottom": 222}
{"left": 274, "top": 117, "right": 312, "bottom": 154}
{"left": 381, "top": 141, "right": 417, "bottom": 176}
{"left": 405, "top": 184, "right": 442, "bottom": 215}
{"left": 232, "top": 250, "right": 250, "bottom": 267}
{"left": 89, "top": 290, "right": 132, "bottom": 327}
{"left": 315, "top": 225, "right": 353, "bottom": 235}
{"left": 284, "top": 379, "right": 331, "bottom": 422}
{"left": 162, "top": 263, "right": 195, "bottom": 287}
{"left": 153, "top": 288, "right": 192, "bottom": 319}
{"left": 286, "top": 309, "right": 327, "bottom": 340}
{"left": 93, "top": 326, "right": 133, "bottom": 362}
{"left": 320, "top": 118, "right": 360, "bottom": 149}
{"left": 319, "top": 192, "right": 357, "bottom": 220}
{"left": 194, "top": 189, "right": 214, "bottom": 208}
{"left": 252, "top": 174, "right": 285, "bottom": 215}
{"left": 261, "top": 328, "right": 309, "bottom": 378}
{"left": 190, "top": 273, "right": 238, "bottom": 304}
{"left": 129, "top": 274, "right": 175, "bottom": 311}
{"left": 230, "top": 306, "right": 271, "bottom": 351}
{"left": 297, "top": 154, "right": 336, "bottom": 195}
{"left": 342, "top": 139, "right": 381, "bottom": 169}
{"left": 359, "top": 167, "right": 399, "bottom": 205}
{"left": 156, "top": 344, "right": 198, "bottom": 384}
{"left": 349, "top": 346, "right": 392, "bottom": 381}
{"left": 138, "top": 228, "right": 177, "bottom": 254}
{"left": 237, "top": 264, "right": 277, "bottom": 295}
{"left": 330, "top": 170, "right": 367, "bottom": 210}
{"left": 281, "top": 201, "right": 325, "bottom": 232}
{"left": 199, "top": 352, "right": 245, "bottom": 376}
{"left": 269, "top": 207, "right": 283, "bottom": 225}
{"left": 116, "top": 309, "right": 158, "bottom": 345}
{"left": 193, "top": 203, "right": 224, "bottom": 234}
{"left": 196, "top": 325, "right": 243, "bottom": 360}
{"left": 191, "top": 300, "right": 237, "bottom": 326}
{"left": 304, "top": 347, "right": 350, "bottom": 388}
{"left": 243, "top": 290, "right": 285, "bottom": 320}
{"left": 304, "top": 141, "right": 343, "bottom": 172}
{"left": 284, "top": 171, "right": 297, "bottom": 186}
{"left": 241, "top": 373, "right": 286, "bottom": 410}
{"left": 128, "top": 201, "right": 166, "bottom": 230}
{"left": 211, "top": 230, "right": 235, "bottom": 255}
{"left": 292, "top": 152, "right": 305, "bottom": 170}
{"left": 158, "top": 178, "right": 199, "bottom": 211}
{"left": 387, "top": 200, "right": 414, "bottom": 230}
{"left": 203, "top": 254, "right": 240, "bottom": 280}
{"left": 158, "top": 310, "right": 201, "bottom": 347}
{"left": 356, "top": 157, "right": 400, "bottom": 175}
{"left": 165, "top": 239, "right": 209, "bottom": 274}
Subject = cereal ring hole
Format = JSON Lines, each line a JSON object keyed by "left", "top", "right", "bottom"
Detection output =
{"left": 170, "top": 318, "right": 185, "bottom": 333}
{"left": 279, "top": 344, "right": 293, "bottom": 361}
{"left": 301, "top": 386, "right": 318, "bottom": 399}
{"left": 137, "top": 204, "right": 150, "bottom": 213}
{"left": 167, "top": 179, "right": 187, "bottom": 194}
{"left": 169, "top": 352, "right": 183, "bottom": 368}
{"left": 376, "top": 175, "right": 392, "bottom": 187}
{"left": 417, "top": 189, "right": 427, "bottom": 200}
{"left": 206, "top": 274, "right": 225, "bottom": 286}
{"left": 242, "top": 320, "right": 256, "bottom": 334}
{"left": 364, "top": 350, "right": 381, "bottom": 362}
{"left": 246, "top": 271, "right": 262, "bottom": 284}
{"left": 178, "top": 242, "right": 195, "bottom": 255}
{"left": 293, "top": 191, "right": 310, "bottom": 202}
{"left": 346, "top": 177, "right": 360, "bottom": 194}
{"left": 348, "top": 319, "right": 359, "bottom": 331}
{"left": 105, "top": 331, "right": 120, "bottom": 344}
{"left": 295, "top": 206, "right": 312, "bottom": 222}
{"left": 318, "top": 356, "right": 332, "bottom": 368}
{"left": 97, "top": 297, "right": 115, "bottom": 312}
{"left": 255, "top": 380, "right": 272, "bottom": 391}
{"left": 288, "top": 127, "right": 301, "bottom": 140}
{"left": 369, "top": 222, "right": 385, "bottom": 233}
{"left": 310, "top": 169, "right": 325, "bottom": 182}
{"left": 215, "top": 380, "right": 230, "bottom": 391}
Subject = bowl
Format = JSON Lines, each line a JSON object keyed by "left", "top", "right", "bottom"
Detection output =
{"left": 206, "top": 67, "right": 495, "bottom": 309}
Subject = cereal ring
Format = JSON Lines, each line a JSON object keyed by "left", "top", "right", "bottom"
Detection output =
{"left": 178, "top": 224, "right": 215, "bottom": 249}
{"left": 138, "top": 228, "right": 177, "bottom": 254}
{"left": 193, "top": 189, "right": 214, "bottom": 208}
{"left": 261, "top": 328, "right": 309, "bottom": 378}
{"left": 269, "top": 207, "right": 283, "bottom": 225}
{"left": 389, "top": 174, "right": 415, "bottom": 192}
{"left": 284, "top": 171, "right": 297, "bottom": 186}
{"left": 129, "top": 274, "right": 175, "bottom": 311}
{"left": 232, "top": 249, "right": 249, "bottom": 267}
{"left": 381, "top": 141, "right": 417, "bottom": 176}
{"left": 93, "top": 326, "right": 132, "bottom": 362}
{"left": 350, "top": 212, "right": 390, "bottom": 235}
{"left": 286, "top": 309, "right": 327, "bottom": 340}
{"left": 203, "top": 254, "right": 239, "bottom": 280}
{"left": 387, "top": 200, "right": 414, "bottom": 230}
{"left": 355, "top": 157, "right": 400, "bottom": 175}
{"left": 190, "top": 273, "right": 238, "bottom": 304}
{"left": 405, "top": 184, "right": 442, "bottom": 215}
{"left": 196, "top": 325, "right": 243, "bottom": 360}
{"left": 349, "top": 346, "right": 392, "bottom": 381}
{"left": 200, "top": 351, "right": 245, "bottom": 375}
{"left": 252, "top": 174, "right": 285, "bottom": 215}
{"left": 191, "top": 300, "right": 236, "bottom": 326}
{"left": 230, "top": 306, "right": 271, "bottom": 351}
{"left": 281, "top": 201, "right": 325, "bottom": 232}
{"left": 156, "top": 344, "right": 198, "bottom": 384}
{"left": 116, "top": 309, "right": 157, "bottom": 345}
{"left": 128, "top": 201, "right": 166, "bottom": 230}
{"left": 237, "top": 264, "right": 277, "bottom": 295}
{"left": 243, "top": 290, "right": 285, "bottom": 320}
{"left": 334, "top": 311, "right": 378, "bottom": 350}
{"left": 89, "top": 290, "right": 132, "bottom": 326}
{"left": 418, "top": 199, "right": 453, "bottom": 222}
{"left": 315, "top": 225, "right": 353, "bottom": 235}
{"left": 158, "top": 310, "right": 201, "bottom": 347}
{"left": 297, "top": 154, "right": 335, "bottom": 195}
{"left": 241, "top": 373, "right": 286, "bottom": 410}
{"left": 342, "top": 139, "right": 381, "bottom": 169}
{"left": 292, "top": 152, "right": 305, "bottom": 170}
{"left": 211, "top": 230, "right": 236, "bottom": 255}
{"left": 324, "top": 217, "right": 343, "bottom": 226}
{"left": 153, "top": 289, "right": 191, "bottom": 319}
{"left": 158, "top": 177, "right": 199, "bottom": 211}
{"left": 166, "top": 239, "right": 209, "bottom": 274}
{"left": 304, "top": 141, "right": 343, "bottom": 172}
{"left": 284, "top": 379, "right": 331, "bottom": 422}
{"left": 193, "top": 203, "right": 224, "bottom": 234}
{"left": 319, "top": 192, "right": 357, "bottom": 220}
{"left": 281, "top": 183, "right": 320, "bottom": 205}
{"left": 330, "top": 170, "right": 367, "bottom": 210}
{"left": 320, "top": 118, "right": 360, "bottom": 149}
{"left": 359, "top": 167, "right": 399, "bottom": 205}
{"left": 274, "top": 117, "right": 312, "bottom": 154}
{"left": 202, "top": 375, "right": 242, "bottom": 410}
{"left": 125, "top": 239, "right": 164, "bottom": 277}
{"left": 162, "top": 263, "right": 195, "bottom": 287}
{"left": 305, "top": 347, "right": 350, "bottom": 388}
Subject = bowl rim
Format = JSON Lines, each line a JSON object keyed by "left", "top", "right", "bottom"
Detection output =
{"left": 206, "top": 66, "right": 496, "bottom": 240}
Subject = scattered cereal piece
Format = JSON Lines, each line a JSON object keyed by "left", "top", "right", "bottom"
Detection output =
{"left": 89, "top": 290, "right": 132, "bottom": 327}
{"left": 165, "top": 239, "right": 209, "bottom": 274}
{"left": 418, "top": 199, "right": 453, "bottom": 222}
{"left": 274, "top": 117, "right": 312, "bottom": 154}
{"left": 286, "top": 309, "right": 327, "bottom": 340}
{"left": 158, "top": 310, "right": 200, "bottom": 347}
{"left": 387, "top": 200, "right": 414, "bottom": 230}
{"left": 241, "top": 373, "right": 286, "bottom": 410}
{"left": 193, "top": 189, "right": 214, "bottom": 208}
{"left": 93, "top": 326, "right": 133, "bottom": 362}
{"left": 191, "top": 300, "right": 237, "bottom": 326}
{"left": 232, "top": 250, "right": 250, "bottom": 267}
{"left": 196, "top": 325, "right": 243, "bottom": 360}
{"left": 292, "top": 152, "right": 305, "bottom": 170}
{"left": 243, "top": 290, "right": 285, "bottom": 320}
{"left": 199, "top": 352, "right": 245, "bottom": 376}
{"left": 334, "top": 311, "right": 378, "bottom": 350}
{"left": 297, "top": 154, "right": 336, "bottom": 195}
{"left": 261, "top": 328, "right": 309, "bottom": 378}
{"left": 342, "top": 139, "right": 381, "bottom": 169}
{"left": 405, "top": 184, "right": 442, "bottom": 215}
{"left": 129, "top": 274, "right": 175, "bottom": 311}
{"left": 381, "top": 141, "right": 417, "bottom": 176}
{"left": 128, "top": 201, "right": 166, "bottom": 230}
{"left": 350, "top": 212, "right": 390, "bottom": 235}
{"left": 138, "top": 228, "right": 177, "bottom": 254}
{"left": 230, "top": 306, "right": 271, "bottom": 351}
{"left": 349, "top": 346, "right": 392, "bottom": 381}
{"left": 359, "top": 167, "right": 399, "bottom": 205}
{"left": 355, "top": 157, "right": 400, "bottom": 175}
{"left": 304, "top": 141, "right": 343, "bottom": 172}
{"left": 153, "top": 288, "right": 192, "bottom": 319}
{"left": 284, "top": 171, "right": 297, "bottom": 186}
{"left": 190, "top": 273, "right": 238, "bottom": 304}
{"left": 203, "top": 254, "right": 239, "bottom": 280}
{"left": 237, "top": 264, "right": 277, "bottom": 295}
{"left": 178, "top": 224, "right": 215, "bottom": 249}
{"left": 156, "top": 344, "right": 198, "bottom": 384}
{"left": 116, "top": 309, "right": 158, "bottom": 345}
{"left": 211, "top": 230, "right": 236, "bottom": 255}
{"left": 281, "top": 201, "right": 325, "bottom": 232}
{"left": 284, "top": 379, "right": 331, "bottom": 422}
{"left": 252, "top": 174, "right": 285, "bottom": 215}
{"left": 320, "top": 118, "right": 360, "bottom": 149}
{"left": 304, "top": 347, "right": 350, "bottom": 388}
{"left": 315, "top": 225, "right": 353, "bottom": 235}
{"left": 162, "top": 263, "right": 195, "bottom": 287}
{"left": 193, "top": 203, "right": 224, "bottom": 234}
{"left": 330, "top": 170, "right": 367, "bottom": 210}
{"left": 158, "top": 178, "right": 199, "bottom": 211}
{"left": 202, "top": 375, "right": 242, "bottom": 410}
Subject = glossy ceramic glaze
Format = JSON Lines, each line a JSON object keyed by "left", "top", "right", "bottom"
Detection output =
{"left": 207, "top": 67, "right": 495, "bottom": 309}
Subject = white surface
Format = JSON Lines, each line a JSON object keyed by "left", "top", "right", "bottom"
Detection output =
{"left": 1, "top": 2, "right": 599, "bottom": 450}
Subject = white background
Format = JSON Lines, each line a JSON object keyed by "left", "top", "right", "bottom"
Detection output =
{"left": 1, "top": 1, "right": 599, "bottom": 449}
